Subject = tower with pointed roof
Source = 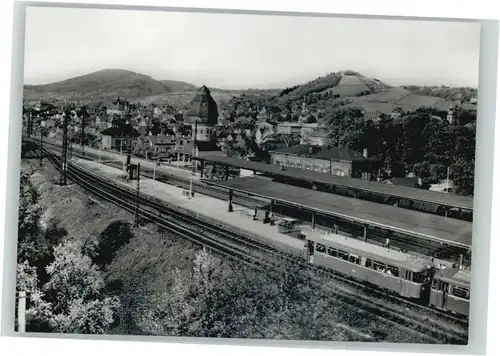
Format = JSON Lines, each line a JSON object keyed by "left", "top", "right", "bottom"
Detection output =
{"left": 186, "top": 85, "right": 219, "bottom": 142}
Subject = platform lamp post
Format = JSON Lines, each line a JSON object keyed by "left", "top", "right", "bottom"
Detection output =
{"left": 189, "top": 176, "right": 193, "bottom": 199}
{"left": 153, "top": 156, "right": 157, "bottom": 182}
{"left": 99, "top": 138, "right": 102, "bottom": 164}
{"left": 81, "top": 114, "right": 85, "bottom": 157}
{"left": 192, "top": 120, "right": 198, "bottom": 176}
{"left": 60, "top": 108, "right": 69, "bottom": 186}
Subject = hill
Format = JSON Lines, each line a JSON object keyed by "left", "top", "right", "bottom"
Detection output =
{"left": 24, "top": 69, "right": 202, "bottom": 102}
{"left": 344, "top": 87, "right": 477, "bottom": 114}
{"left": 222, "top": 70, "right": 476, "bottom": 120}
{"left": 159, "top": 79, "right": 197, "bottom": 92}
{"left": 24, "top": 69, "right": 173, "bottom": 101}
{"left": 23, "top": 68, "right": 477, "bottom": 115}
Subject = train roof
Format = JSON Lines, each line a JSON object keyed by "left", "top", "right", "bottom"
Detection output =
{"left": 434, "top": 267, "right": 471, "bottom": 288}
{"left": 308, "top": 231, "right": 432, "bottom": 273}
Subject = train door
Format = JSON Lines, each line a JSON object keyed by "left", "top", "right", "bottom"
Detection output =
{"left": 400, "top": 269, "right": 412, "bottom": 298}
{"left": 307, "top": 240, "right": 314, "bottom": 264}
{"left": 436, "top": 281, "right": 449, "bottom": 309}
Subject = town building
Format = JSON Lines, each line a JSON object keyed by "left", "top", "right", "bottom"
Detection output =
{"left": 277, "top": 122, "right": 303, "bottom": 135}
{"left": 363, "top": 110, "right": 381, "bottom": 123}
{"left": 178, "top": 85, "right": 222, "bottom": 167}
{"left": 100, "top": 124, "right": 141, "bottom": 152}
{"left": 186, "top": 85, "right": 219, "bottom": 143}
{"left": 255, "top": 123, "right": 276, "bottom": 146}
{"left": 300, "top": 126, "right": 328, "bottom": 146}
{"left": 447, "top": 104, "right": 458, "bottom": 124}
{"left": 269, "top": 144, "right": 381, "bottom": 180}
{"left": 146, "top": 135, "right": 176, "bottom": 158}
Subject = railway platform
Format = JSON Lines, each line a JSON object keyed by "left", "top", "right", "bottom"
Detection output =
{"left": 48, "top": 139, "right": 201, "bottom": 181}
{"left": 73, "top": 158, "right": 306, "bottom": 254}
{"left": 202, "top": 176, "right": 473, "bottom": 254}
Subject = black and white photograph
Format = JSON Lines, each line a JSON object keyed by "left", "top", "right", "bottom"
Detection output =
{"left": 15, "top": 5, "right": 479, "bottom": 345}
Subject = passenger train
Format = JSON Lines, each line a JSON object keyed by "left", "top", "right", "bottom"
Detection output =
{"left": 304, "top": 231, "right": 470, "bottom": 317}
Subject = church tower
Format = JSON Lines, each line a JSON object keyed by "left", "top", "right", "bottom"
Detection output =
{"left": 186, "top": 85, "right": 219, "bottom": 142}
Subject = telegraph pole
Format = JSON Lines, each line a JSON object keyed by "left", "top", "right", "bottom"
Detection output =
{"left": 28, "top": 111, "right": 32, "bottom": 137}
{"left": 16, "top": 291, "right": 26, "bottom": 333}
{"left": 81, "top": 106, "right": 86, "bottom": 157}
{"left": 39, "top": 127, "right": 43, "bottom": 167}
{"left": 134, "top": 163, "right": 140, "bottom": 226}
{"left": 192, "top": 120, "right": 198, "bottom": 175}
{"left": 60, "top": 109, "right": 69, "bottom": 185}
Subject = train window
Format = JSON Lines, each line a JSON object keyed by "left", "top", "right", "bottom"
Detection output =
{"left": 373, "top": 261, "right": 386, "bottom": 272}
{"left": 404, "top": 270, "right": 412, "bottom": 281}
{"left": 316, "top": 243, "right": 326, "bottom": 254}
{"left": 327, "top": 247, "right": 337, "bottom": 257}
{"left": 452, "top": 286, "right": 470, "bottom": 300}
{"left": 348, "top": 254, "right": 361, "bottom": 265}
{"left": 386, "top": 265, "right": 399, "bottom": 277}
{"left": 338, "top": 250, "right": 349, "bottom": 261}
{"left": 412, "top": 272, "right": 428, "bottom": 284}
{"left": 365, "top": 259, "right": 372, "bottom": 268}
{"left": 431, "top": 278, "right": 438, "bottom": 290}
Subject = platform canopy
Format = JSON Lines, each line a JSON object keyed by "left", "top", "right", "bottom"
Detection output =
{"left": 197, "top": 155, "right": 474, "bottom": 212}
{"left": 202, "top": 176, "right": 473, "bottom": 249}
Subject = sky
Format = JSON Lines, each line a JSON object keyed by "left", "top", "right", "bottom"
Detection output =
{"left": 23, "top": 7, "right": 482, "bottom": 89}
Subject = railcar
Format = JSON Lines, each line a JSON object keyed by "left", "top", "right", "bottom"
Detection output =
{"left": 304, "top": 231, "right": 434, "bottom": 300}
{"left": 429, "top": 267, "right": 470, "bottom": 316}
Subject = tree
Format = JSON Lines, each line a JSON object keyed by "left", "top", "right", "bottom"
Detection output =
{"left": 16, "top": 260, "right": 53, "bottom": 332}
{"left": 17, "top": 172, "right": 44, "bottom": 263}
{"left": 450, "top": 157, "right": 475, "bottom": 196}
{"left": 37, "top": 241, "right": 121, "bottom": 334}
{"left": 136, "top": 248, "right": 229, "bottom": 337}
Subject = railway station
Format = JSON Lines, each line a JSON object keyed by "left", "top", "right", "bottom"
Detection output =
{"left": 38, "top": 138, "right": 474, "bottom": 260}
{"left": 201, "top": 176, "right": 473, "bottom": 259}
{"left": 194, "top": 155, "right": 474, "bottom": 222}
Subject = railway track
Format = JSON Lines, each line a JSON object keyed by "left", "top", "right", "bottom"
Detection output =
{"left": 36, "top": 141, "right": 469, "bottom": 319}
{"left": 41, "top": 140, "right": 468, "bottom": 261}
{"left": 31, "top": 142, "right": 469, "bottom": 344}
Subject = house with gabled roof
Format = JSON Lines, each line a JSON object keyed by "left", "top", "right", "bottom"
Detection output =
{"left": 100, "top": 124, "right": 141, "bottom": 151}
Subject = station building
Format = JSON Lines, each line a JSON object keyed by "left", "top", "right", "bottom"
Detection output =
{"left": 269, "top": 144, "right": 382, "bottom": 180}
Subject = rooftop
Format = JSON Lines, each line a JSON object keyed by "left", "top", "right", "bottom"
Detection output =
{"left": 100, "top": 125, "right": 140, "bottom": 138}
{"left": 186, "top": 85, "right": 219, "bottom": 126}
